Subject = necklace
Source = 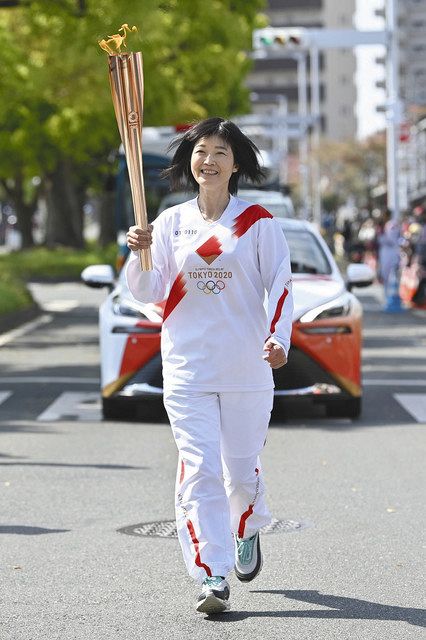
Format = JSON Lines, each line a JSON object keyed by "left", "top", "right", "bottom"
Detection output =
{"left": 197, "top": 195, "right": 230, "bottom": 222}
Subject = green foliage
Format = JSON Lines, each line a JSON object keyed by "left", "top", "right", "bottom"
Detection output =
{"left": 0, "top": 241, "right": 118, "bottom": 316}
{"left": 0, "top": 0, "right": 264, "bottom": 192}
{"left": 0, "top": 272, "right": 33, "bottom": 315}
{"left": 314, "top": 134, "right": 386, "bottom": 210}
{"left": 0, "top": 244, "right": 117, "bottom": 281}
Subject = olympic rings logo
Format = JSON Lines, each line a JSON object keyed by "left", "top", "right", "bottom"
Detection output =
{"left": 196, "top": 280, "right": 225, "bottom": 295}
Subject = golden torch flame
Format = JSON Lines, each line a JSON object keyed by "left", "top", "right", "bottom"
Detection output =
{"left": 98, "top": 24, "right": 138, "bottom": 55}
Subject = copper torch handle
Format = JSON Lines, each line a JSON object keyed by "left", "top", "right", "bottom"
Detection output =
{"left": 108, "top": 52, "right": 152, "bottom": 271}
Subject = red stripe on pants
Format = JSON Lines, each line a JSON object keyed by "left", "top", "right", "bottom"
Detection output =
{"left": 186, "top": 520, "right": 212, "bottom": 577}
{"left": 238, "top": 504, "right": 254, "bottom": 539}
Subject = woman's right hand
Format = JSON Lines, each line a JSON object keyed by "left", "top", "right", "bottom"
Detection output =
{"left": 126, "top": 224, "right": 153, "bottom": 251}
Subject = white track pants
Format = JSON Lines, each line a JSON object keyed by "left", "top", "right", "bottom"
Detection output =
{"left": 163, "top": 389, "right": 273, "bottom": 584}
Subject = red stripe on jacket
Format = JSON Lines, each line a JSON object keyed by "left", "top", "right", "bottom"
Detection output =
{"left": 270, "top": 288, "right": 289, "bottom": 334}
{"left": 233, "top": 205, "right": 273, "bottom": 238}
{"left": 186, "top": 520, "right": 212, "bottom": 577}
{"left": 163, "top": 272, "right": 187, "bottom": 322}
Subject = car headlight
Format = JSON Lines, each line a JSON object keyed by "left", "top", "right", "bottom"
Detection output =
{"left": 300, "top": 294, "right": 352, "bottom": 323}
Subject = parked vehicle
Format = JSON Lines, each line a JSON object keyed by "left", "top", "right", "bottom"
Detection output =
{"left": 82, "top": 218, "right": 374, "bottom": 421}
{"left": 157, "top": 189, "right": 294, "bottom": 218}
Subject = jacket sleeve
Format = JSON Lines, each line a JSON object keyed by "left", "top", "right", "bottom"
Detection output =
{"left": 258, "top": 217, "right": 294, "bottom": 356}
{"left": 125, "top": 213, "right": 171, "bottom": 304}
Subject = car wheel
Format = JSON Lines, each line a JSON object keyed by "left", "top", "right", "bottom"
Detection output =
{"left": 325, "top": 397, "right": 361, "bottom": 419}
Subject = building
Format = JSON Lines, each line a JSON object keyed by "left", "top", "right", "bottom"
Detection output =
{"left": 246, "top": 0, "right": 357, "bottom": 141}
{"left": 397, "top": 0, "right": 426, "bottom": 107}
{"left": 373, "top": 0, "right": 426, "bottom": 209}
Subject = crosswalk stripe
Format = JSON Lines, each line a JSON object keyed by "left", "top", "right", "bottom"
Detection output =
{"left": 0, "top": 377, "right": 99, "bottom": 384}
{"left": 364, "top": 379, "right": 426, "bottom": 386}
{"left": 1, "top": 389, "right": 425, "bottom": 423}
{"left": 43, "top": 300, "right": 79, "bottom": 312}
{"left": 393, "top": 394, "right": 426, "bottom": 423}
{"left": 37, "top": 392, "right": 101, "bottom": 422}
{"left": 0, "top": 314, "right": 52, "bottom": 347}
{"left": 0, "top": 391, "right": 12, "bottom": 406}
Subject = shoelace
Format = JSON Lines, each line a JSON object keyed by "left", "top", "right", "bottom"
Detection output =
{"left": 237, "top": 535, "right": 256, "bottom": 564}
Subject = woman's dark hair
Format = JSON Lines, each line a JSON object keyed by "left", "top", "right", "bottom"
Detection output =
{"left": 162, "top": 117, "right": 265, "bottom": 195}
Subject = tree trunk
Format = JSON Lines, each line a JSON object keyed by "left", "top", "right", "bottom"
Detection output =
{"left": 15, "top": 200, "right": 36, "bottom": 249}
{"left": 44, "top": 158, "right": 85, "bottom": 249}
{"left": 1, "top": 174, "right": 36, "bottom": 249}
{"left": 99, "top": 173, "right": 117, "bottom": 247}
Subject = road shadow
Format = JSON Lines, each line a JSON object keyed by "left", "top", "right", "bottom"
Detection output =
{"left": 0, "top": 525, "right": 70, "bottom": 535}
{"left": 204, "top": 589, "right": 425, "bottom": 627}
{"left": 0, "top": 421, "right": 60, "bottom": 434}
{"left": 0, "top": 461, "right": 148, "bottom": 470}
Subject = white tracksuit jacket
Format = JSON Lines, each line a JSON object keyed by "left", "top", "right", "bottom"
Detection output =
{"left": 126, "top": 195, "right": 293, "bottom": 390}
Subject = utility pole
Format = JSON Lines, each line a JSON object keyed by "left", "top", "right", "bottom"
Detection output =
{"left": 296, "top": 51, "right": 310, "bottom": 219}
{"left": 310, "top": 44, "right": 322, "bottom": 227}
{"left": 385, "top": 0, "right": 401, "bottom": 222}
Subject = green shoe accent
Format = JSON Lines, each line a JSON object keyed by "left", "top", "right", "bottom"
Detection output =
{"left": 236, "top": 534, "right": 257, "bottom": 565}
{"left": 234, "top": 531, "right": 262, "bottom": 582}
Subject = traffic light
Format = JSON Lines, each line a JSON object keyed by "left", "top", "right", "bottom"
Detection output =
{"left": 254, "top": 28, "right": 308, "bottom": 51}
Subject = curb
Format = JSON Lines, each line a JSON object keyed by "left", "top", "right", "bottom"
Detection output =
{"left": 0, "top": 304, "right": 42, "bottom": 336}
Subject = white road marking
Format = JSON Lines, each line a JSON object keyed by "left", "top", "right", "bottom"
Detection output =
{"left": 37, "top": 392, "right": 101, "bottom": 422}
{"left": 43, "top": 300, "right": 79, "bottom": 312}
{"left": 394, "top": 394, "right": 426, "bottom": 423}
{"left": 0, "top": 314, "right": 52, "bottom": 347}
{"left": 364, "top": 379, "right": 426, "bottom": 386}
{"left": 0, "top": 391, "right": 12, "bottom": 406}
{"left": 0, "top": 377, "right": 99, "bottom": 384}
{"left": 363, "top": 365, "right": 426, "bottom": 372}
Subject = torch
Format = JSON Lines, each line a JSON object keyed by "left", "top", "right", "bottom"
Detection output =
{"left": 99, "top": 25, "right": 152, "bottom": 270}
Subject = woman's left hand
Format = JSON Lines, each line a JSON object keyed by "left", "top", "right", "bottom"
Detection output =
{"left": 263, "top": 339, "right": 287, "bottom": 369}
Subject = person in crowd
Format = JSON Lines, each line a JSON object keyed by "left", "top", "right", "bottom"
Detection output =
{"left": 377, "top": 208, "right": 401, "bottom": 288}
{"left": 125, "top": 117, "right": 293, "bottom": 614}
{"left": 411, "top": 208, "right": 426, "bottom": 306}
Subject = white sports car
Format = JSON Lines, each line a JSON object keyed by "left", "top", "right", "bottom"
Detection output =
{"left": 82, "top": 218, "right": 374, "bottom": 421}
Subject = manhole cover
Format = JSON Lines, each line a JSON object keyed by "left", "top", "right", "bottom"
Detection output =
{"left": 117, "top": 517, "right": 310, "bottom": 538}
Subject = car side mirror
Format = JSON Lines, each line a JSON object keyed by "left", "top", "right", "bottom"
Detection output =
{"left": 81, "top": 264, "right": 115, "bottom": 289}
{"left": 346, "top": 263, "right": 375, "bottom": 291}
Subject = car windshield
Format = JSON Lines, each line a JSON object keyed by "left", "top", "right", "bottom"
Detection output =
{"left": 262, "top": 202, "right": 294, "bottom": 218}
{"left": 284, "top": 228, "right": 332, "bottom": 275}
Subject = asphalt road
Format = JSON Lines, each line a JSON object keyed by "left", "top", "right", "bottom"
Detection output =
{"left": 0, "top": 281, "right": 425, "bottom": 639}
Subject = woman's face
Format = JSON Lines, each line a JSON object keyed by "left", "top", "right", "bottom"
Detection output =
{"left": 190, "top": 135, "right": 238, "bottom": 192}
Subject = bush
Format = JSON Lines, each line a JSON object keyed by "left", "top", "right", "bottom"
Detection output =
{"left": 0, "top": 244, "right": 117, "bottom": 317}
{"left": 0, "top": 273, "right": 34, "bottom": 314}
{"left": 0, "top": 244, "right": 117, "bottom": 281}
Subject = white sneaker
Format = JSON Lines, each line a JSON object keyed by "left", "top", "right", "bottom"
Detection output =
{"left": 196, "top": 576, "right": 231, "bottom": 614}
{"left": 234, "top": 531, "right": 263, "bottom": 582}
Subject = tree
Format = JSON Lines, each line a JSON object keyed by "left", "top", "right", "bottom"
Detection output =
{"left": 0, "top": 0, "right": 265, "bottom": 248}
{"left": 313, "top": 134, "right": 386, "bottom": 213}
